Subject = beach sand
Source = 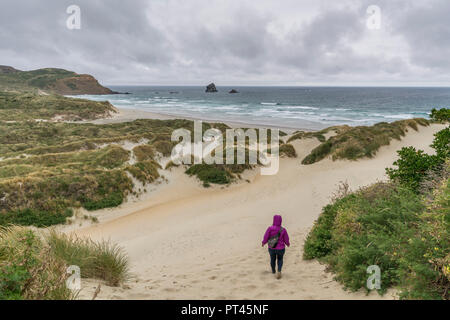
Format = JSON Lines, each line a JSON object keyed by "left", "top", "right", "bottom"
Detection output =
{"left": 71, "top": 109, "right": 445, "bottom": 300}
{"left": 91, "top": 107, "right": 302, "bottom": 133}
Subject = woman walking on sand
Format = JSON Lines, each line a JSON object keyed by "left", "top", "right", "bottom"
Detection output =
{"left": 262, "top": 214, "right": 290, "bottom": 279}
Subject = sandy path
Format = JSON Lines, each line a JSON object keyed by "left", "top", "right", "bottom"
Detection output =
{"left": 75, "top": 124, "right": 445, "bottom": 300}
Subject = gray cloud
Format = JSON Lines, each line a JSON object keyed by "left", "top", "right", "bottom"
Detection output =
{"left": 0, "top": 0, "right": 449, "bottom": 85}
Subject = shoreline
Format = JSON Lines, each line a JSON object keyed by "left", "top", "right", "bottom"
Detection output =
{"left": 90, "top": 107, "right": 318, "bottom": 133}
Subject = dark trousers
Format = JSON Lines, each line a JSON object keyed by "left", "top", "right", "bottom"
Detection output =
{"left": 268, "top": 248, "right": 285, "bottom": 273}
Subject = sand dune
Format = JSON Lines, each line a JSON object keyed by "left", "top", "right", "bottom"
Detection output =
{"left": 73, "top": 123, "right": 445, "bottom": 300}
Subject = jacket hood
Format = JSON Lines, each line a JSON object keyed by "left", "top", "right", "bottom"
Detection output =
{"left": 273, "top": 215, "right": 282, "bottom": 227}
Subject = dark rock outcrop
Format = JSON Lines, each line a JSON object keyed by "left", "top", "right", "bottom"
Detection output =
{"left": 205, "top": 83, "right": 218, "bottom": 93}
{"left": 229, "top": 89, "right": 239, "bottom": 94}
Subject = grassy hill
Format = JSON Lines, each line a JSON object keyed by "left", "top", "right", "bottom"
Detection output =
{"left": 0, "top": 65, "right": 115, "bottom": 95}
{"left": 0, "top": 91, "right": 117, "bottom": 121}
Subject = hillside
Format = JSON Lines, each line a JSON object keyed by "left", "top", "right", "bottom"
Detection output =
{"left": 0, "top": 65, "right": 115, "bottom": 95}
{"left": 0, "top": 91, "right": 117, "bottom": 121}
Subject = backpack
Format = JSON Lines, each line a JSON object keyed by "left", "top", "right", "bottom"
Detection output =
{"left": 268, "top": 227, "right": 283, "bottom": 249}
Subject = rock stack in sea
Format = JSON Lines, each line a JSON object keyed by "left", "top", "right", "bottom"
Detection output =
{"left": 206, "top": 83, "right": 218, "bottom": 93}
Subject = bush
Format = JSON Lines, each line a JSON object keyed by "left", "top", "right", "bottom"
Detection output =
{"left": 430, "top": 108, "right": 450, "bottom": 123}
{"left": 186, "top": 164, "right": 232, "bottom": 185}
{"left": 386, "top": 127, "right": 449, "bottom": 192}
{"left": 82, "top": 192, "right": 124, "bottom": 211}
{"left": 398, "top": 177, "right": 450, "bottom": 299}
{"left": 431, "top": 127, "right": 450, "bottom": 160}
{"left": 0, "top": 208, "right": 73, "bottom": 227}
{"left": 304, "top": 182, "right": 425, "bottom": 294}
{"left": 386, "top": 147, "right": 438, "bottom": 192}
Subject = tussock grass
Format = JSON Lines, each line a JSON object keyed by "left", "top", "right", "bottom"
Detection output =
{"left": 0, "top": 226, "right": 129, "bottom": 299}
{"left": 0, "top": 118, "right": 223, "bottom": 227}
{"left": 279, "top": 143, "right": 297, "bottom": 158}
{"left": 126, "top": 160, "right": 161, "bottom": 184}
{"left": 287, "top": 126, "right": 346, "bottom": 144}
{"left": 0, "top": 226, "right": 73, "bottom": 300}
{"left": 46, "top": 231, "right": 130, "bottom": 287}
{"left": 301, "top": 119, "right": 430, "bottom": 164}
{"left": 133, "top": 145, "right": 155, "bottom": 162}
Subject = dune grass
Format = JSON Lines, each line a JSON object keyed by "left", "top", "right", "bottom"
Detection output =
{"left": 301, "top": 119, "right": 430, "bottom": 164}
{"left": 0, "top": 117, "right": 237, "bottom": 226}
{"left": 0, "top": 226, "right": 72, "bottom": 300}
{"left": 0, "top": 91, "right": 117, "bottom": 121}
{"left": 46, "top": 231, "right": 130, "bottom": 287}
{"left": 0, "top": 226, "right": 129, "bottom": 299}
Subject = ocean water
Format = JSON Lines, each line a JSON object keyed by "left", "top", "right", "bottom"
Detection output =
{"left": 74, "top": 86, "right": 450, "bottom": 130}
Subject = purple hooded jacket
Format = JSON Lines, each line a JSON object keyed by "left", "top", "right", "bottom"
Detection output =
{"left": 262, "top": 215, "right": 290, "bottom": 250}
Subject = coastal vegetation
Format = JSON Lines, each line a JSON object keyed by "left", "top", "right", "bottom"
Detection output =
{"left": 0, "top": 92, "right": 442, "bottom": 228}
{"left": 304, "top": 124, "right": 450, "bottom": 299}
{"left": 0, "top": 117, "right": 225, "bottom": 227}
{"left": 0, "top": 91, "right": 117, "bottom": 121}
{"left": 296, "top": 119, "right": 430, "bottom": 164}
{"left": 0, "top": 92, "right": 261, "bottom": 225}
{"left": 431, "top": 108, "right": 450, "bottom": 123}
{"left": 0, "top": 226, "right": 129, "bottom": 299}
{"left": 0, "top": 66, "right": 114, "bottom": 95}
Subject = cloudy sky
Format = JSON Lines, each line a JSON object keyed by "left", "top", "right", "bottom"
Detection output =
{"left": 1, "top": 0, "right": 449, "bottom": 86}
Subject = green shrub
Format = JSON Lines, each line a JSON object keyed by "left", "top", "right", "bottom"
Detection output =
{"left": 82, "top": 192, "right": 124, "bottom": 211}
{"left": 386, "top": 127, "right": 449, "bottom": 192}
{"left": 0, "top": 208, "right": 73, "bottom": 227}
{"left": 386, "top": 147, "right": 438, "bottom": 192}
{"left": 304, "top": 182, "right": 424, "bottom": 294}
{"left": 398, "top": 177, "right": 450, "bottom": 299}
{"left": 430, "top": 108, "right": 450, "bottom": 123}
{"left": 431, "top": 127, "right": 450, "bottom": 160}
{"left": 186, "top": 164, "right": 233, "bottom": 185}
